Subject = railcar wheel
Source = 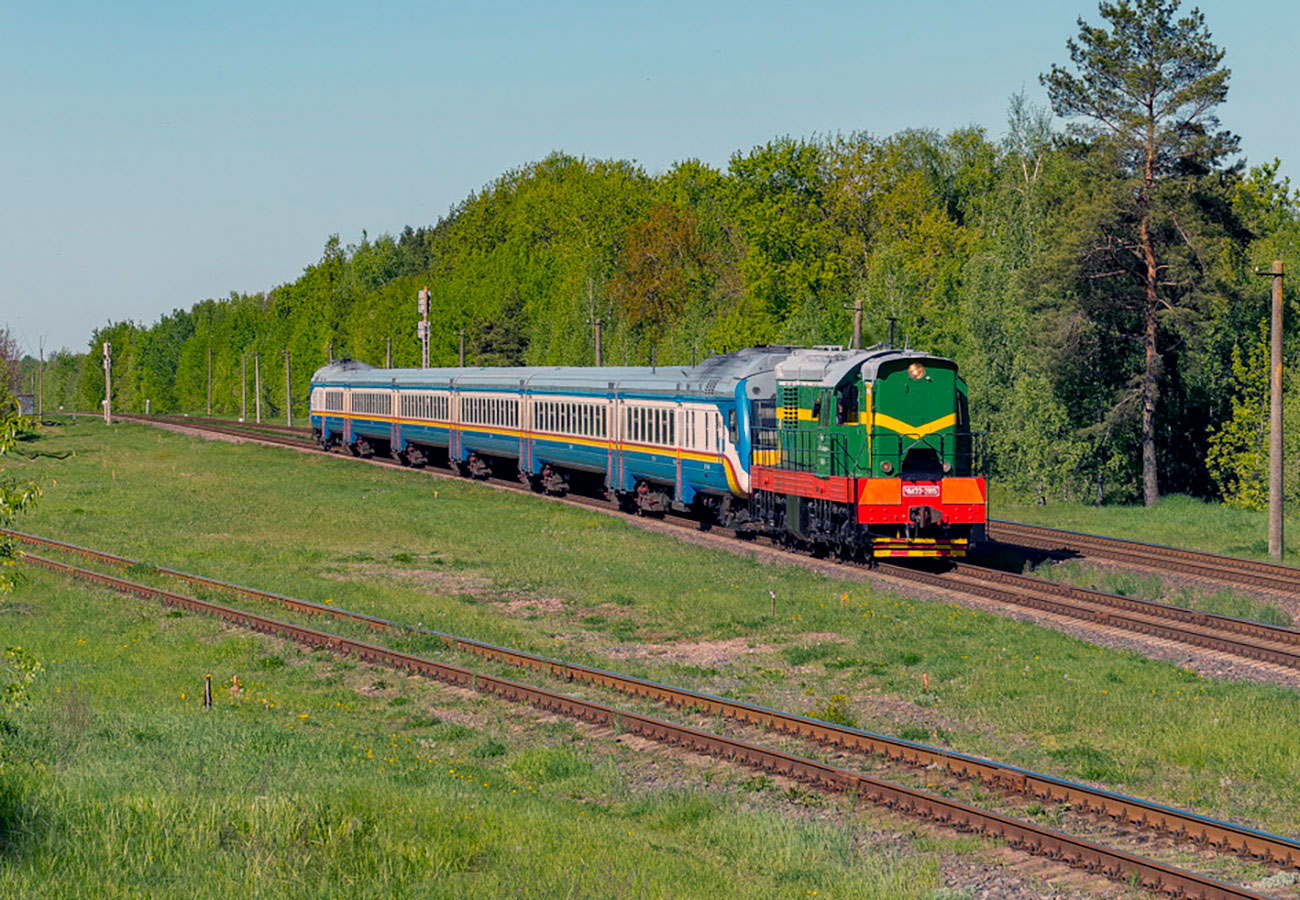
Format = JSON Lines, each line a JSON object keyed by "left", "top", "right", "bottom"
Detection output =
{"left": 466, "top": 454, "right": 492, "bottom": 479}
{"left": 539, "top": 465, "right": 568, "bottom": 496}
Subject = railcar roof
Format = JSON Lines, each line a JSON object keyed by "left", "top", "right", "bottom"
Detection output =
{"left": 310, "top": 345, "right": 799, "bottom": 398}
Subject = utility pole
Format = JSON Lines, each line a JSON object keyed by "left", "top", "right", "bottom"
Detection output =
{"left": 852, "top": 296, "right": 863, "bottom": 349}
{"left": 284, "top": 350, "right": 292, "bottom": 427}
{"left": 386, "top": 337, "right": 392, "bottom": 368}
{"left": 417, "top": 287, "right": 431, "bottom": 368}
{"left": 588, "top": 317, "right": 603, "bottom": 366}
{"left": 241, "top": 355, "right": 247, "bottom": 422}
{"left": 458, "top": 329, "right": 466, "bottom": 367}
{"left": 102, "top": 341, "right": 112, "bottom": 425}
{"left": 329, "top": 340, "right": 334, "bottom": 363}
{"left": 1259, "top": 260, "right": 1286, "bottom": 559}
{"left": 37, "top": 337, "right": 43, "bottom": 419}
{"left": 206, "top": 343, "right": 213, "bottom": 416}
{"left": 254, "top": 351, "right": 262, "bottom": 424}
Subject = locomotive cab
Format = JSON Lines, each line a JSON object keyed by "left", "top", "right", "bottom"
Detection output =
{"left": 748, "top": 346, "right": 986, "bottom": 559}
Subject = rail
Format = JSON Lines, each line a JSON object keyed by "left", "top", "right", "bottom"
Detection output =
{"left": 11, "top": 527, "right": 1300, "bottom": 879}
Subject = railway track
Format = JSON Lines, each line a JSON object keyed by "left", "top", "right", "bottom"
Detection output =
{"left": 107, "top": 412, "right": 1300, "bottom": 678}
{"left": 886, "top": 562, "right": 1300, "bottom": 671}
{"left": 990, "top": 520, "right": 1300, "bottom": 595}
{"left": 112, "top": 413, "right": 315, "bottom": 442}
{"left": 17, "top": 539, "right": 1290, "bottom": 899}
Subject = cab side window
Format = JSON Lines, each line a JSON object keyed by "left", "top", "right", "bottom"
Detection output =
{"left": 838, "top": 385, "right": 858, "bottom": 425}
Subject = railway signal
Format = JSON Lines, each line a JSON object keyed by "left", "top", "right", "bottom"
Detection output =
{"left": 102, "top": 341, "right": 111, "bottom": 424}
{"left": 417, "top": 287, "right": 431, "bottom": 368}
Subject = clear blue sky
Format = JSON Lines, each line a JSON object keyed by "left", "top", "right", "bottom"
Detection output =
{"left": 4, "top": 0, "right": 1297, "bottom": 354}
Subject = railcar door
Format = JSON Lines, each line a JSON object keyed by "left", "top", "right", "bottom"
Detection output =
{"left": 390, "top": 384, "right": 400, "bottom": 452}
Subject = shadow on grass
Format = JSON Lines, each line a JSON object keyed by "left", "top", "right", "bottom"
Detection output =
{"left": 969, "top": 540, "right": 1084, "bottom": 573}
{"left": 0, "top": 739, "right": 36, "bottom": 859}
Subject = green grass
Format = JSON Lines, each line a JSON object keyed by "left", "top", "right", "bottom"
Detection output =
{"left": 1, "top": 566, "right": 938, "bottom": 900}
{"left": 994, "top": 492, "right": 1300, "bottom": 565}
{"left": 1027, "top": 560, "right": 1295, "bottom": 627}
{"left": 5, "top": 420, "right": 1300, "bottom": 895}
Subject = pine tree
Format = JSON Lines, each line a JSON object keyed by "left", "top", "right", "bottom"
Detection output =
{"left": 1042, "top": 0, "right": 1237, "bottom": 505}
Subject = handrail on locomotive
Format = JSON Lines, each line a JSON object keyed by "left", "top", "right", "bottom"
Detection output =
{"left": 751, "top": 427, "right": 988, "bottom": 479}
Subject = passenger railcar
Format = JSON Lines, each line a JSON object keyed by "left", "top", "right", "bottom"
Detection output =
{"left": 309, "top": 345, "right": 986, "bottom": 558}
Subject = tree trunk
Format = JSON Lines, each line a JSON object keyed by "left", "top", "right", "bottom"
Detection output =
{"left": 1139, "top": 145, "right": 1160, "bottom": 507}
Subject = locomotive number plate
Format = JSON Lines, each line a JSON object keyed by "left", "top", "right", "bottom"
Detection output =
{"left": 902, "top": 484, "right": 941, "bottom": 498}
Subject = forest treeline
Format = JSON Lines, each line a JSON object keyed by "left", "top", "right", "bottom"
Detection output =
{"left": 14, "top": 1, "right": 1300, "bottom": 507}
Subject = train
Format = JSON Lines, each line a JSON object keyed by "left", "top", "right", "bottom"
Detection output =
{"left": 308, "top": 345, "right": 987, "bottom": 559}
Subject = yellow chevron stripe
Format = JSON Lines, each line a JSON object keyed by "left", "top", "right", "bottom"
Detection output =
{"left": 870, "top": 412, "right": 957, "bottom": 439}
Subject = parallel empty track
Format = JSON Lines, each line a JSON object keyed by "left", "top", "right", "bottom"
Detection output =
{"left": 19, "top": 541, "right": 1289, "bottom": 900}
{"left": 991, "top": 520, "right": 1300, "bottom": 595}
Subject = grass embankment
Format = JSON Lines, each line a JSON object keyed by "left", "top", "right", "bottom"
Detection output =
{"left": 4, "top": 422, "right": 1300, "bottom": 896}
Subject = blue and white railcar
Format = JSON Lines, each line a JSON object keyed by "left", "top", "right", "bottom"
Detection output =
{"left": 308, "top": 347, "right": 789, "bottom": 515}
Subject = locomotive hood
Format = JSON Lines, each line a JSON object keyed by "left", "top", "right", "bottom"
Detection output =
{"left": 774, "top": 346, "right": 946, "bottom": 388}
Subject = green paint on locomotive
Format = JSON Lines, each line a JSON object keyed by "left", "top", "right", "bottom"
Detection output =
{"left": 773, "top": 356, "right": 973, "bottom": 479}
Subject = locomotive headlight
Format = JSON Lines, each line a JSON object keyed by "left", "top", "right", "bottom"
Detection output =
{"left": 881, "top": 460, "right": 894, "bottom": 474}
{"left": 908, "top": 362, "right": 927, "bottom": 380}
{"left": 942, "top": 461, "right": 952, "bottom": 474}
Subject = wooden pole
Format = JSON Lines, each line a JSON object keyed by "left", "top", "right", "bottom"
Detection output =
{"left": 206, "top": 343, "right": 212, "bottom": 416}
{"left": 284, "top": 350, "right": 292, "bottom": 427}
{"left": 386, "top": 336, "right": 392, "bottom": 368}
{"left": 590, "top": 317, "right": 603, "bottom": 367}
{"left": 459, "top": 329, "right": 466, "bottom": 367}
{"left": 254, "top": 352, "right": 262, "bottom": 424}
{"left": 1269, "top": 260, "right": 1285, "bottom": 560}
{"left": 241, "top": 355, "right": 247, "bottom": 422}
{"left": 37, "top": 338, "right": 43, "bottom": 419}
